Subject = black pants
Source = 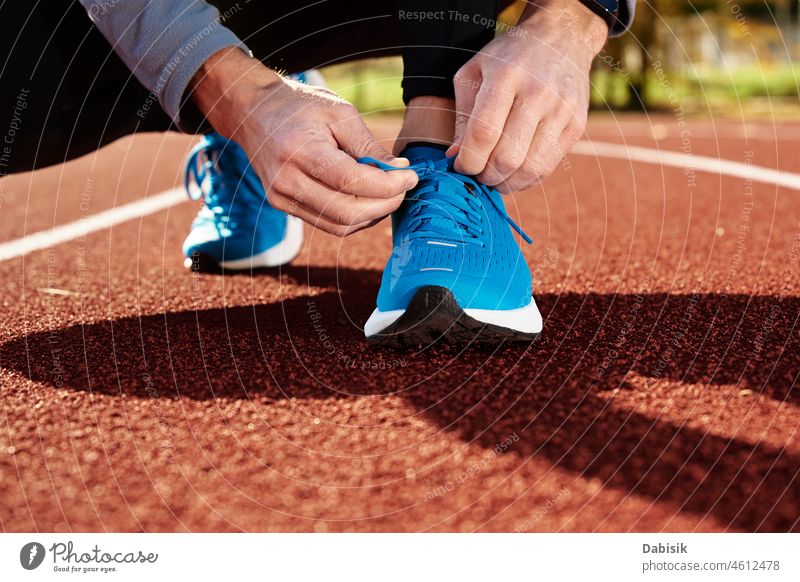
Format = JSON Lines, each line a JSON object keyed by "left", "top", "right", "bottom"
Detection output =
{"left": 0, "top": 0, "right": 507, "bottom": 175}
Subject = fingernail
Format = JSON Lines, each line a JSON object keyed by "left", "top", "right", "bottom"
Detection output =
{"left": 393, "top": 157, "right": 410, "bottom": 167}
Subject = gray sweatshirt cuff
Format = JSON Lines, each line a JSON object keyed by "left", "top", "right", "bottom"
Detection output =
{"left": 82, "top": 1, "right": 249, "bottom": 128}
{"left": 159, "top": 27, "right": 247, "bottom": 128}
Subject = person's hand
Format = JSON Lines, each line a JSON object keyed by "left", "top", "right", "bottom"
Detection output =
{"left": 446, "top": 0, "right": 608, "bottom": 194}
{"left": 189, "top": 48, "right": 418, "bottom": 236}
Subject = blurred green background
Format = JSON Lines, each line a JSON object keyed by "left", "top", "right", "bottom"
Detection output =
{"left": 321, "top": 0, "right": 799, "bottom": 118}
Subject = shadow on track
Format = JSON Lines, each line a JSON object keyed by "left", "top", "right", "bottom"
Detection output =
{"left": 2, "top": 265, "right": 798, "bottom": 531}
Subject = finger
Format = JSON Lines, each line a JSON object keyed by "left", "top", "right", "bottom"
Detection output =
{"left": 453, "top": 82, "right": 515, "bottom": 176}
{"left": 478, "top": 96, "right": 540, "bottom": 187}
{"left": 334, "top": 116, "right": 397, "bottom": 163}
{"left": 329, "top": 117, "right": 418, "bottom": 193}
{"left": 268, "top": 191, "right": 379, "bottom": 237}
{"left": 449, "top": 67, "right": 481, "bottom": 154}
{"left": 299, "top": 145, "right": 416, "bottom": 200}
{"left": 277, "top": 170, "right": 406, "bottom": 226}
{"left": 501, "top": 116, "right": 568, "bottom": 194}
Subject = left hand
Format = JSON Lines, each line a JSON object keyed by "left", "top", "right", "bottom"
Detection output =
{"left": 446, "top": 0, "right": 608, "bottom": 193}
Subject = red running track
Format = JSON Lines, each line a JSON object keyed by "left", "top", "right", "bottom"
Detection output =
{"left": 0, "top": 115, "right": 798, "bottom": 532}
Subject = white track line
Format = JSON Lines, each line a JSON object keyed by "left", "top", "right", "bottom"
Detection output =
{"left": 2, "top": 140, "right": 800, "bottom": 264}
{"left": 572, "top": 141, "right": 800, "bottom": 191}
{"left": 0, "top": 187, "right": 184, "bottom": 262}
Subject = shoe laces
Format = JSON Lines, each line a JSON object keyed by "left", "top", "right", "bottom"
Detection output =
{"left": 185, "top": 133, "right": 263, "bottom": 216}
{"left": 359, "top": 156, "right": 532, "bottom": 247}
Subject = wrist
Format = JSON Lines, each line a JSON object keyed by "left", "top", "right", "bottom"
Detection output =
{"left": 188, "top": 46, "right": 282, "bottom": 139}
{"left": 520, "top": 0, "right": 608, "bottom": 55}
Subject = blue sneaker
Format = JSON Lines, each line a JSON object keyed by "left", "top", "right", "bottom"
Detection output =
{"left": 361, "top": 144, "right": 542, "bottom": 345}
{"left": 182, "top": 132, "right": 303, "bottom": 271}
{"left": 182, "top": 71, "right": 325, "bottom": 271}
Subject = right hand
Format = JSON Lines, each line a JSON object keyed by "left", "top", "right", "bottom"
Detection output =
{"left": 190, "top": 48, "right": 418, "bottom": 236}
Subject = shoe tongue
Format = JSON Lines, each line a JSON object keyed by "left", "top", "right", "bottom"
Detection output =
{"left": 400, "top": 143, "right": 448, "bottom": 166}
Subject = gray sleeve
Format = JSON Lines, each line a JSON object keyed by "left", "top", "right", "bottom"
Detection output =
{"left": 80, "top": 0, "right": 249, "bottom": 126}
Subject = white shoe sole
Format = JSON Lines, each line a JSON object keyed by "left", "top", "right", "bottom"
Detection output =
{"left": 364, "top": 292, "right": 543, "bottom": 339}
{"left": 218, "top": 216, "right": 304, "bottom": 269}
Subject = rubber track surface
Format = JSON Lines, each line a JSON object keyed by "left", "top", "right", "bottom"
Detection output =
{"left": 0, "top": 117, "right": 798, "bottom": 532}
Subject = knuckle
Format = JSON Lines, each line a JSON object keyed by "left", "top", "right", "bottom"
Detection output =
{"left": 496, "top": 66, "right": 522, "bottom": 87}
{"left": 275, "top": 146, "right": 292, "bottom": 164}
{"left": 559, "top": 86, "right": 579, "bottom": 105}
{"left": 511, "top": 168, "right": 539, "bottom": 190}
{"left": 502, "top": 176, "right": 521, "bottom": 192}
{"left": 334, "top": 101, "right": 359, "bottom": 117}
{"left": 270, "top": 174, "right": 291, "bottom": 195}
{"left": 332, "top": 225, "right": 352, "bottom": 237}
{"left": 333, "top": 167, "right": 359, "bottom": 192}
{"left": 534, "top": 157, "right": 558, "bottom": 179}
{"left": 453, "top": 68, "right": 478, "bottom": 92}
{"left": 267, "top": 192, "right": 289, "bottom": 213}
{"left": 522, "top": 79, "right": 546, "bottom": 97}
{"left": 539, "top": 126, "right": 559, "bottom": 149}
{"left": 494, "top": 148, "right": 525, "bottom": 175}
{"left": 509, "top": 147, "right": 528, "bottom": 170}
{"left": 485, "top": 159, "right": 510, "bottom": 180}
{"left": 457, "top": 154, "right": 485, "bottom": 176}
{"left": 352, "top": 135, "right": 377, "bottom": 158}
{"left": 336, "top": 207, "right": 358, "bottom": 226}
{"left": 278, "top": 171, "right": 299, "bottom": 192}
{"left": 471, "top": 121, "right": 502, "bottom": 145}
{"left": 480, "top": 170, "right": 502, "bottom": 187}
{"left": 513, "top": 165, "right": 535, "bottom": 184}
{"left": 521, "top": 156, "right": 544, "bottom": 178}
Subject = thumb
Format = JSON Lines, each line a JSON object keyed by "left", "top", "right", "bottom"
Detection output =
{"left": 334, "top": 116, "right": 408, "bottom": 167}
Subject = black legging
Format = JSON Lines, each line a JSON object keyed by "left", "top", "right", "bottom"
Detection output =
{"left": 0, "top": 0, "right": 509, "bottom": 174}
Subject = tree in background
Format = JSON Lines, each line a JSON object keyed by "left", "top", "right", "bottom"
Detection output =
{"left": 592, "top": 0, "right": 799, "bottom": 111}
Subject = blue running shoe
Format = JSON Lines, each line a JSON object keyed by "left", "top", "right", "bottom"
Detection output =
{"left": 182, "top": 132, "right": 303, "bottom": 271}
{"left": 361, "top": 144, "right": 543, "bottom": 345}
{"left": 182, "top": 71, "right": 325, "bottom": 271}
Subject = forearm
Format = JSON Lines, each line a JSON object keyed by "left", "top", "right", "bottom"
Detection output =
{"left": 186, "top": 46, "right": 283, "bottom": 140}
